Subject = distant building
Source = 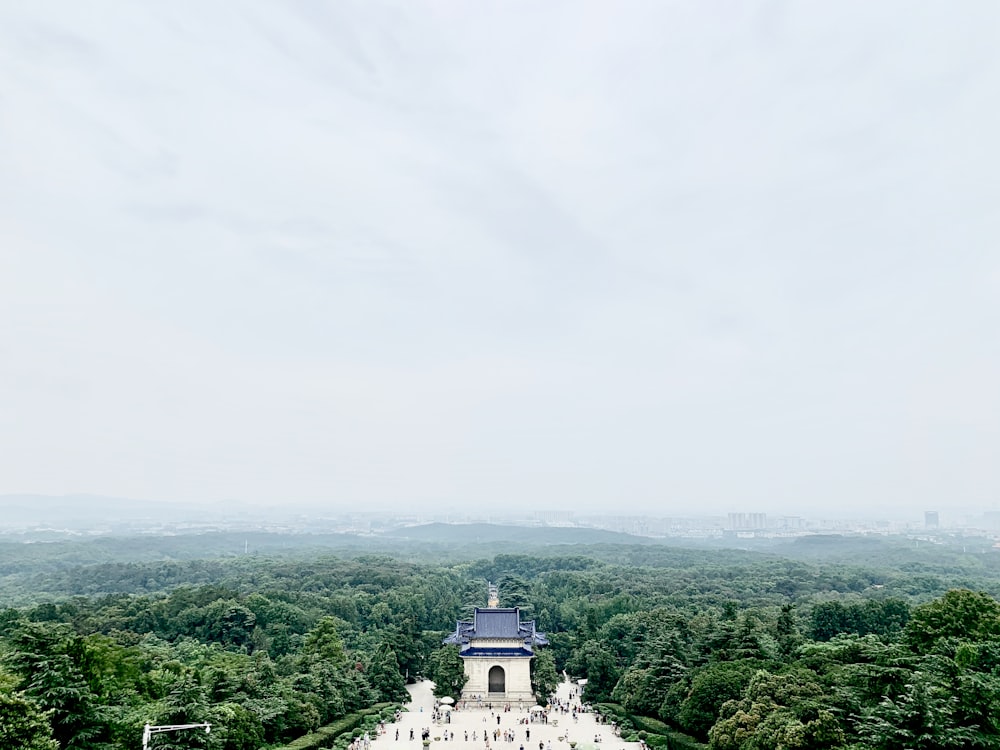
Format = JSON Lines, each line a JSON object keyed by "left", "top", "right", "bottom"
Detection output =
{"left": 728, "top": 512, "right": 767, "bottom": 531}
{"left": 444, "top": 582, "right": 547, "bottom": 703}
{"left": 777, "top": 516, "right": 804, "bottom": 530}
{"left": 925, "top": 511, "right": 940, "bottom": 529}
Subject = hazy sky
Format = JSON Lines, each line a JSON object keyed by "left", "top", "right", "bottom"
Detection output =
{"left": 2, "top": 2, "right": 998, "bottom": 517}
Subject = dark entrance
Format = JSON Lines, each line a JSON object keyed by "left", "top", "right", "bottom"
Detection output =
{"left": 488, "top": 665, "right": 505, "bottom": 693}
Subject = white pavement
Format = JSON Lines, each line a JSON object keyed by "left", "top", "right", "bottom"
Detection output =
{"left": 371, "top": 680, "right": 640, "bottom": 750}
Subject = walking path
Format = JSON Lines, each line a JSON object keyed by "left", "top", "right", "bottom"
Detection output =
{"left": 370, "top": 679, "right": 640, "bottom": 750}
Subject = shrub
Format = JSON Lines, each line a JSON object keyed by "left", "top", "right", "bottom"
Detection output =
{"left": 594, "top": 703, "right": 627, "bottom": 722}
{"left": 663, "top": 732, "right": 706, "bottom": 750}
{"left": 627, "top": 713, "right": 705, "bottom": 750}
{"left": 276, "top": 704, "right": 394, "bottom": 750}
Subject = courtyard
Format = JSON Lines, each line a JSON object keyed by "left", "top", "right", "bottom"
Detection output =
{"left": 368, "top": 679, "right": 641, "bottom": 750}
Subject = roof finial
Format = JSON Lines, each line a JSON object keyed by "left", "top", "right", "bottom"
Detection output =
{"left": 487, "top": 581, "right": 499, "bottom": 607}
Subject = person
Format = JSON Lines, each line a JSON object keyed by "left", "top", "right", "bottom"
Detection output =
{"left": 410, "top": 729, "right": 415, "bottom": 740}
{"left": 395, "top": 729, "right": 399, "bottom": 741}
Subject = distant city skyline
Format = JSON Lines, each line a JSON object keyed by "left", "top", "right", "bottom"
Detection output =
{"left": 2, "top": 2, "right": 999, "bottom": 516}
{"left": 0, "top": 492, "right": 993, "bottom": 533}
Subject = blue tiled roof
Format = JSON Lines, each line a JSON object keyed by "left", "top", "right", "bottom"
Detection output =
{"left": 443, "top": 607, "right": 548, "bottom": 648}
{"left": 474, "top": 608, "right": 521, "bottom": 638}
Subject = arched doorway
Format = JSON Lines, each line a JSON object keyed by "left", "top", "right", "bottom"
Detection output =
{"left": 488, "top": 665, "right": 505, "bottom": 693}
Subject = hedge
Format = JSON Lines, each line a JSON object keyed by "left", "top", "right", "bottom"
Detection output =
{"left": 564, "top": 702, "right": 705, "bottom": 750}
{"left": 277, "top": 703, "right": 396, "bottom": 750}
{"left": 662, "top": 732, "right": 706, "bottom": 750}
{"left": 594, "top": 703, "right": 628, "bottom": 722}
{"left": 621, "top": 712, "right": 706, "bottom": 750}
{"left": 630, "top": 716, "right": 671, "bottom": 735}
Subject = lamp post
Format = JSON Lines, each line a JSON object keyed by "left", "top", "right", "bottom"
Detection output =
{"left": 142, "top": 722, "right": 211, "bottom": 750}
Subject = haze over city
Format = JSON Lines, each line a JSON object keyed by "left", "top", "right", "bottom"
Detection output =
{"left": 2, "top": 2, "right": 999, "bottom": 518}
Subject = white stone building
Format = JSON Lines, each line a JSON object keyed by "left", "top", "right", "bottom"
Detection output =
{"left": 444, "top": 584, "right": 548, "bottom": 704}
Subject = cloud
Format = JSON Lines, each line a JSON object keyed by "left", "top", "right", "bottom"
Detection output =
{"left": 1, "top": 1, "right": 999, "bottom": 515}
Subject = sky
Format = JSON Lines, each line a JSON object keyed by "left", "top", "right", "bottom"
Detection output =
{"left": 1, "top": 1, "right": 999, "bottom": 519}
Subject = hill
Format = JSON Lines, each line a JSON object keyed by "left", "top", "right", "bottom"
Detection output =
{"left": 385, "top": 522, "right": 653, "bottom": 546}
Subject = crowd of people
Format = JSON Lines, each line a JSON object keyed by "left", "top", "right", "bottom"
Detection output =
{"left": 361, "top": 678, "right": 631, "bottom": 750}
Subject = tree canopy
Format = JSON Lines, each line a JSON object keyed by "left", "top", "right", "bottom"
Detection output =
{"left": 3, "top": 532, "right": 1000, "bottom": 749}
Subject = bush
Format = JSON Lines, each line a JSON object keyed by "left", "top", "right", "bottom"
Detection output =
{"left": 628, "top": 712, "right": 705, "bottom": 750}
{"left": 278, "top": 714, "right": 363, "bottom": 750}
{"left": 631, "top": 716, "right": 671, "bottom": 736}
{"left": 594, "top": 703, "right": 627, "bottom": 722}
{"left": 663, "top": 732, "right": 706, "bottom": 750}
{"left": 277, "top": 704, "right": 394, "bottom": 750}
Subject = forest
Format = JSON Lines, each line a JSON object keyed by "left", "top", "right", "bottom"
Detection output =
{"left": 4, "top": 528, "right": 1000, "bottom": 750}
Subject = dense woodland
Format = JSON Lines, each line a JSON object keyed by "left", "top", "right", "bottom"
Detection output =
{"left": 4, "top": 529, "right": 1000, "bottom": 749}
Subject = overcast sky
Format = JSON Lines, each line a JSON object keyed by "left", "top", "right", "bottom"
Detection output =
{"left": 1, "top": 1, "right": 998, "bottom": 518}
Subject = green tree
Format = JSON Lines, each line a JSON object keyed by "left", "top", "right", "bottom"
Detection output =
{"left": 708, "top": 669, "right": 843, "bottom": 750}
{"left": 3, "top": 622, "right": 103, "bottom": 750}
{"left": 302, "top": 617, "right": 347, "bottom": 665}
{"left": 906, "top": 590, "right": 1000, "bottom": 653}
{"left": 810, "top": 599, "right": 910, "bottom": 642}
{"left": 776, "top": 604, "right": 802, "bottom": 658}
{"left": 0, "top": 688, "right": 59, "bottom": 750}
{"left": 613, "top": 654, "right": 685, "bottom": 719}
{"left": 428, "top": 647, "right": 467, "bottom": 699}
{"left": 150, "top": 673, "right": 214, "bottom": 750}
{"left": 678, "top": 661, "right": 757, "bottom": 739}
{"left": 497, "top": 574, "right": 534, "bottom": 618}
{"left": 855, "top": 671, "right": 981, "bottom": 750}
{"left": 199, "top": 601, "right": 258, "bottom": 650}
{"left": 566, "top": 640, "right": 618, "bottom": 703}
{"left": 531, "top": 649, "right": 560, "bottom": 701}
{"left": 211, "top": 702, "right": 266, "bottom": 750}
{"left": 366, "top": 643, "right": 408, "bottom": 703}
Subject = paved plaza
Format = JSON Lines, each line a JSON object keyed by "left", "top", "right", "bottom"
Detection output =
{"left": 371, "top": 680, "right": 640, "bottom": 750}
